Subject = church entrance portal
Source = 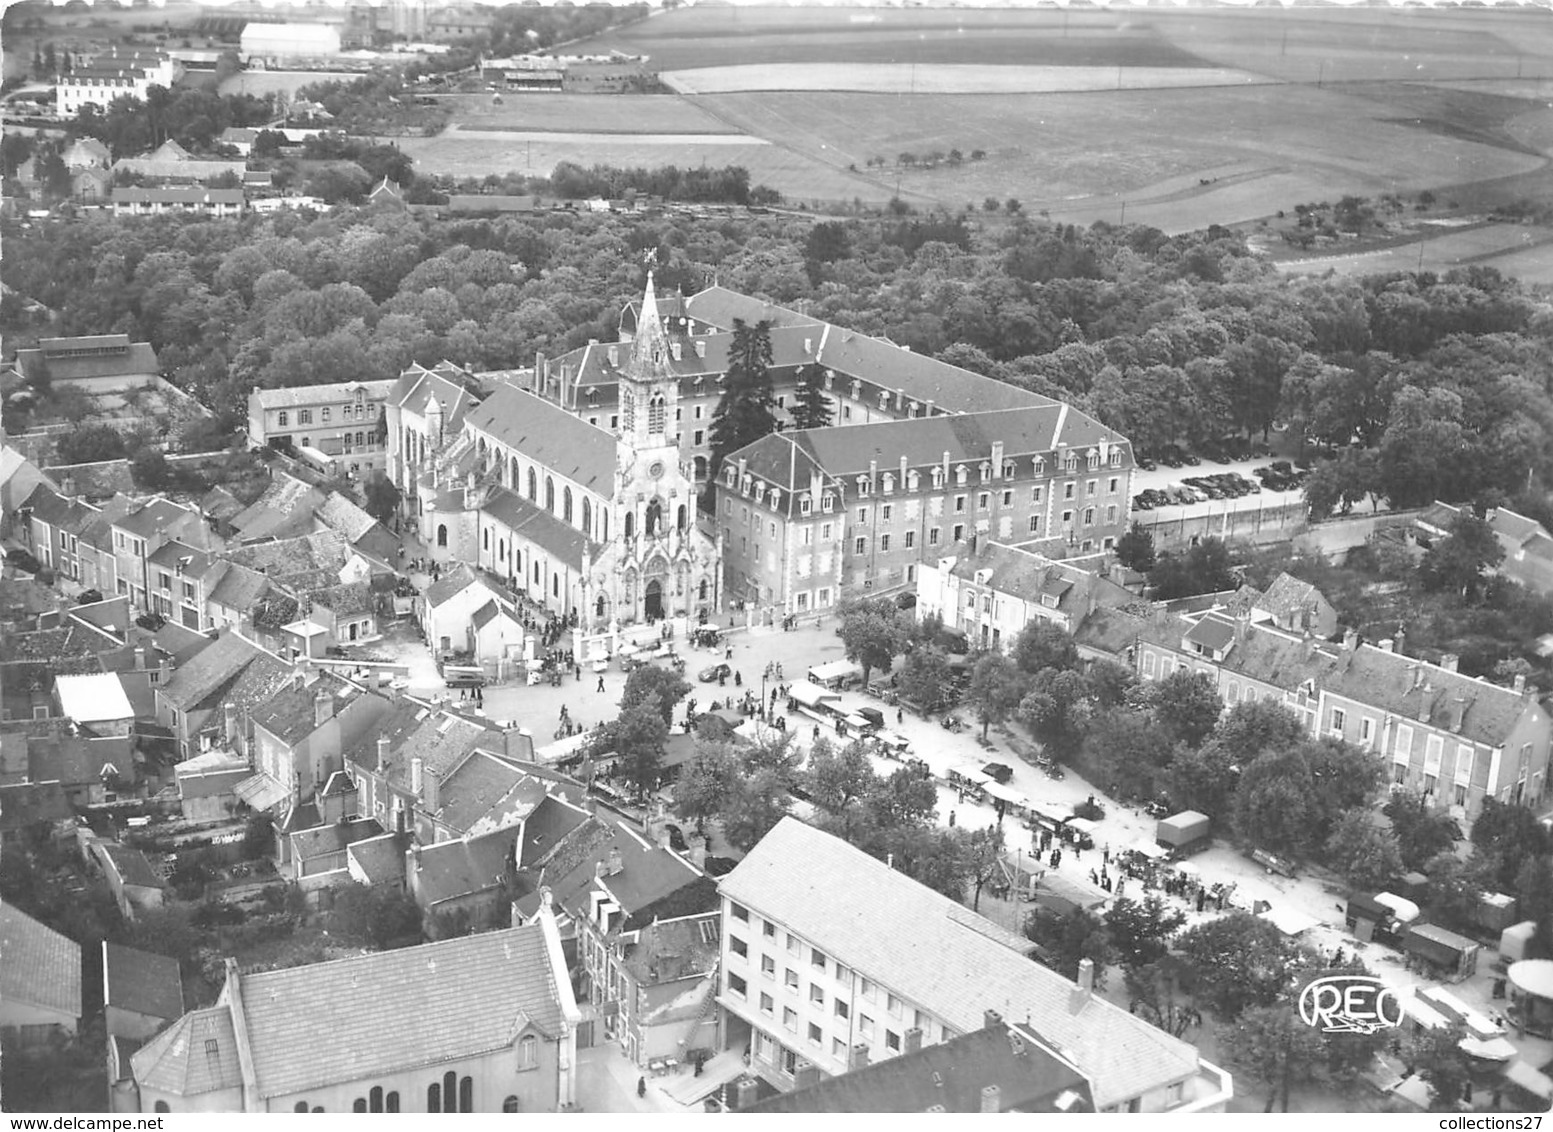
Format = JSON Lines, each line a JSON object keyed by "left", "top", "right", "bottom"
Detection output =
{"left": 645, "top": 579, "right": 664, "bottom": 622}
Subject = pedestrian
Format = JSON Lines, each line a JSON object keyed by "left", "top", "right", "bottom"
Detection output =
{"left": 897, "top": 707, "right": 903, "bottom": 724}
{"left": 726, "top": 645, "right": 733, "bottom": 660}
{"left": 1196, "top": 890, "right": 1206, "bottom": 913}
{"left": 637, "top": 1077, "right": 647, "bottom": 1099}
{"left": 597, "top": 675, "right": 606, "bottom": 693}
{"left": 575, "top": 664, "right": 582, "bottom": 682}
{"left": 734, "top": 671, "right": 742, "bottom": 687}
{"left": 813, "top": 724, "right": 821, "bottom": 741}
{"left": 949, "top": 810, "right": 956, "bottom": 827}
{"left": 1103, "top": 844, "right": 1110, "bottom": 866}
{"left": 1216, "top": 892, "right": 1225, "bottom": 912}
{"left": 1090, "top": 869, "right": 1099, "bottom": 886}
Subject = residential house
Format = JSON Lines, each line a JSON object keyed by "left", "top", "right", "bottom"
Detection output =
{"left": 54, "top": 671, "right": 135, "bottom": 736}
{"left": 407, "top": 826, "right": 524, "bottom": 932}
{"left": 44, "top": 462, "right": 138, "bottom": 503}
{"left": 472, "top": 594, "right": 526, "bottom": 667}
{"left": 0, "top": 446, "right": 54, "bottom": 532}
{"left": 204, "top": 562, "right": 272, "bottom": 635}
{"left": 714, "top": 818, "right": 1230, "bottom": 1113}
{"left": 111, "top": 497, "right": 221, "bottom": 613}
{"left": 0, "top": 576, "right": 64, "bottom": 626}
{"left": 56, "top": 49, "right": 179, "bottom": 114}
{"left": 154, "top": 630, "right": 292, "bottom": 759}
{"left": 0, "top": 901, "right": 82, "bottom": 1044}
{"left": 599, "top": 898, "right": 722, "bottom": 1070}
{"left": 367, "top": 177, "right": 405, "bottom": 210}
{"left": 130, "top": 904, "right": 581, "bottom": 1113}
{"left": 306, "top": 582, "right": 377, "bottom": 645}
{"left": 16, "top": 723, "right": 135, "bottom": 805}
{"left": 20, "top": 482, "right": 96, "bottom": 580}
{"left": 146, "top": 541, "right": 221, "bottom": 630}
{"left": 228, "top": 473, "right": 326, "bottom": 543}
{"left": 14, "top": 334, "right": 160, "bottom": 395}
{"left": 0, "top": 780, "right": 74, "bottom": 849}
{"left": 173, "top": 751, "right": 251, "bottom": 823}
{"left": 103, "top": 941, "right": 184, "bottom": 1041}
{"left": 916, "top": 538, "right": 1137, "bottom": 654}
{"left": 248, "top": 673, "right": 395, "bottom": 812}
{"left": 1252, "top": 572, "right": 1339, "bottom": 640}
{"left": 221, "top": 530, "right": 370, "bottom": 593}
{"left": 112, "top": 187, "right": 246, "bottom": 219}
{"left": 1419, "top": 503, "right": 1553, "bottom": 597}
{"left": 421, "top": 563, "right": 507, "bottom": 656}
{"left": 346, "top": 830, "right": 409, "bottom": 891}
{"left": 62, "top": 137, "right": 112, "bottom": 171}
{"left": 286, "top": 817, "right": 384, "bottom": 890}
{"left": 1133, "top": 610, "right": 1553, "bottom": 823}
{"left": 92, "top": 840, "right": 167, "bottom": 920}
{"left": 110, "top": 138, "right": 243, "bottom": 184}
{"left": 246, "top": 380, "right": 397, "bottom": 477}
{"left": 0, "top": 618, "right": 122, "bottom": 723}
{"left": 745, "top": 1011, "right": 1094, "bottom": 1113}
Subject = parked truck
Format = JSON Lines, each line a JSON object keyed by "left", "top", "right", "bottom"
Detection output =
{"left": 1346, "top": 891, "right": 1420, "bottom": 946}
{"left": 1402, "top": 922, "right": 1481, "bottom": 983}
{"left": 1155, "top": 810, "right": 1211, "bottom": 859}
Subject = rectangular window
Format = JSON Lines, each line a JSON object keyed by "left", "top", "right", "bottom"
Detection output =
{"left": 1330, "top": 707, "right": 1346, "bottom": 732}
{"left": 786, "top": 933, "right": 800, "bottom": 955}
{"left": 1393, "top": 724, "right": 1414, "bottom": 761}
{"left": 834, "top": 964, "right": 850, "bottom": 985}
{"left": 299, "top": 409, "right": 313, "bottom": 425}
{"left": 978, "top": 492, "right": 990, "bottom": 511}
{"left": 321, "top": 406, "right": 331, "bottom": 422}
{"left": 833, "top": 1038, "right": 847, "bottom": 1059}
{"left": 928, "top": 528, "right": 940, "bottom": 546}
{"left": 1453, "top": 781, "right": 1468, "bottom": 807}
{"left": 860, "top": 979, "right": 876, "bottom": 1002}
{"left": 1083, "top": 507, "right": 1095, "bottom": 526}
{"left": 1425, "top": 735, "right": 1444, "bottom": 774}
{"left": 785, "top": 968, "right": 800, "bottom": 991}
{"left": 1001, "top": 489, "right": 1013, "bottom": 506}
{"left": 763, "top": 920, "right": 776, "bottom": 939}
{"left": 857, "top": 508, "right": 868, "bottom": 524}
{"left": 904, "top": 530, "right": 915, "bottom": 549}
{"left": 809, "top": 1022, "right": 823, "bottom": 1046}
{"left": 859, "top": 1015, "right": 875, "bottom": 1040}
{"left": 1061, "top": 510, "right": 1073, "bottom": 526}
{"left": 1106, "top": 505, "right": 1117, "bottom": 524}
{"left": 880, "top": 534, "right": 891, "bottom": 552}
{"left": 835, "top": 999, "right": 849, "bottom": 1020}
{"left": 762, "top": 954, "right": 776, "bottom": 979}
{"left": 760, "top": 992, "right": 774, "bottom": 1015}
{"left": 954, "top": 495, "right": 966, "bottom": 513}
{"left": 731, "top": 902, "right": 749, "bottom": 922}
{"left": 784, "top": 1007, "right": 798, "bottom": 1033}
{"left": 1143, "top": 652, "right": 1157, "bottom": 678}
{"left": 886, "top": 1030, "right": 901, "bottom": 1051}
{"left": 694, "top": 430, "right": 704, "bottom": 446}
{"left": 729, "top": 973, "right": 748, "bottom": 998}
{"left": 812, "top": 948, "right": 828, "bottom": 972}
{"left": 730, "top": 936, "right": 748, "bottom": 959}
{"left": 952, "top": 524, "right": 964, "bottom": 542}
{"left": 1031, "top": 486, "right": 1043, "bottom": 503}
{"left": 1455, "top": 745, "right": 1475, "bottom": 784}
{"left": 810, "top": 984, "right": 824, "bottom": 1006}
{"left": 887, "top": 994, "right": 902, "bottom": 1018}
{"left": 882, "top": 504, "right": 892, "bottom": 521}
{"left": 1063, "top": 482, "right": 1075, "bottom": 500}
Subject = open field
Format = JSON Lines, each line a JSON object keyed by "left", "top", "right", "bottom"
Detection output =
{"left": 218, "top": 71, "right": 364, "bottom": 98}
{"left": 1275, "top": 221, "right": 1553, "bottom": 282}
{"left": 663, "top": 62, "right": 1268, "bottom": 96}
{"left": 573, "top": 6, "right": 1213, "bottom": 71}
{"left": 439, "top": 92, "right": 737, "bottom": 135}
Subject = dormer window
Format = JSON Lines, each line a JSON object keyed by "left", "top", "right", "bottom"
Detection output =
{"left": 955, "top": 466, "right": 968, "bottom": 486}
{"left": 979, "top": 462, "right": 992, "bottom": 483}
{"left": 1088, "top": 451, "right": 1100, "bottom": 470}
{"left": 857, "top": 478, "right": 871, "bottom": 497}
{"left": 931, "top": 468, "right": 944, "bottom": 489}
{"left": 1002, "top": 461, "right": 1016, "bottom": 479}
{"left": 1041, "top": 594, "right": 1059, "bottom": 609}
{"left": 879, "top": 391, "right": 890, "bottom": 408}
{"left": 1063, "top": 453, "right": 1078, "bottom": 472}
{"left": 800, "top": 495, "right": 813, "bottom": 516}
{"left": 822, "top": 494, "right": 834, "bottom": 513}
{"left": 907, "top": 470, "right": 920, "bottom": 491}
{"left": 725, "top": 467, "right": 738, "bottom": 487}
{"left": 1034, "top": 457, "right": 1045, "bottom": 475}
{"left": 770, "top": 488, "right": 782, "bottom": 510}
{"left": 882, "top": 474, "right": 895, "bottom": 495}
{"left": 1109, "top": 449, "right": 1123, "bottom": 466}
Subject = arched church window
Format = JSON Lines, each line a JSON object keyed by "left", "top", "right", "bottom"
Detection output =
{"left": 648, "top": 393, "right": 667, "bottom": 435}
{"left": 582, "top": 498, "right": 592, "bottom": 536}
{"left": 677, "top": 505, "right": 686, "bottom": 532}
{"left": 625, "top": 512, "right": 635, "bottom": 539}
{"left": 563, "top": 487, "right": 573, "bottom": 523}
{"left": 527, "top": 468, "right": 537, "bottom": 501}
{"left": 437, "top": 525, "right": 447, "bottom": 548}
{"left": 509, "top": 456, "right": 518, "bottom": 489}
{"left": 545, "top": 477, "right": 555, "bottom": 514}
{"left": 645, "top": 498, "right": 662, "bottom": 537}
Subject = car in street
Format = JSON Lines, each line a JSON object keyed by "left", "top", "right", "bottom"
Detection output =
{"left": 698, "top": 663, "right": 732, "bottom": 683}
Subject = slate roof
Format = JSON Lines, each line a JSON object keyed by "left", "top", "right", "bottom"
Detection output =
{"left": 347, "top": 832, "right": 407, "bottom": 886}
{"left": 0, "top": 901, "right": 82, "bottom": 1022}
{"left": 103, "top": 941, "right": 184, "bottom": 1022}
{"left": 16, "top": 340, "right": 159, "bottom": 384}
{"left": 557, "top": 323, "right": 823, "bottom": 394}
{"left": 291, "top": 818, "right": 382, "bottom": 863}
{"left": 516, "top": 794, "right": 593, "bottom": 867}
{"left": 222, "top": 530, "right": 350, "bottom": 586}
{"left": 464, "top": 385, "right": 616, "bottom": 494}
{"left": 390, "top": 362, "right": 479, "bottom": 426}
{"left": 147, "top": 540, "right": 219, "bottom": 578}
{"left": 26, "top": 728, "right": 132, "bottom": 788}
{"left": 250, "top": 380, "right": 396, "bottom": 410}
{"left": 720, "top": 818, "right": 1203, "bottom": 1110}
{"left": 315, "top": 492, "right": 376, "bottom": 542}
{"left": 424, "top": 562, "right": 493, "bottom": 609}
{"left": 618, "top": 874, "right": 721, "bottom": 934}
{"left": 0, "top": 780, "right": 72, "bottom": 833}
{"left": 748, "top": 1022, "right": 1094, "bottom": 1113}
{"left": 99, "top": 842, "right": 166, "bottom": 889}
{"left": 234, "top": 922, "right": 570, "bottom": 1097}
{"left": 116, "top": 498, "right": 197, "bottom": 541}
{"left": 21, "top": 482, "right": 95, "bottom": 529}
{"left": 413, "top": 825, "right": 520, "bottom": 907}
{"left": 618, "top": 912, "right": 720, "bottom": 995}
{"left": 1183, "top": 614, "right": 1236, "bottom": 653}
{"left": 249, "top": 674, "right": 374, "bottom": 748}
{"left": 113, "top": 187, "right": 245, "bottom": 206}
{"left": 528, "top": 816, "right": 702, "bottom": 920}
{"left": 682, "top": 286, "right": 822, "bottom": 332}
{"left": 69, "top": 596, "right": 133, "bottom": 637}
{"left": 130, "top": 1007, "right": 242, "bottom": 1098}
{"left": 152, "top": 620, "right": 217, "bottom": 665}
{"left": 1254, "top": 572, "right": 1334, "bottom": 632}
{"left": 340, "top": 701, "right": 502, "bottom": 790}
{"left": 947, "top": 541, "right": 1134, "bottom": 622}
{"left": 481, "top": 485, "right": 593, "bottom": 569}
{"left": 200, "top": 486, "right": 246, "bottom": 524}
{"left": 206, "top": 562, "right": 270, "bottom": 612}
{"left": 156, "top": 631, "right": 282, "bottom": 711}
{"left": 733, "top": 406, "right": 1126, "bottom": 500}
{"left": 435, "top": 750, "right": 534, "bottom": 835}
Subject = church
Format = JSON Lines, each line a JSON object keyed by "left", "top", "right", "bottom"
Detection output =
{"left": 399, "top": 277, "right": 722, "bottom": 636}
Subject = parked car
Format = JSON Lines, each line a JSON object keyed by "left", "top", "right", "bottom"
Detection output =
{"left": 698, "top": 663, "right": 731, "bottom": 683}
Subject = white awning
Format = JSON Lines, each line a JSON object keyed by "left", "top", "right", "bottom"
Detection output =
{"left": 1459, "top": 1036, "right": 1517, "bottom": 1062}
{"left": 950, "top": 765, "right": 994, "bottom": 786}
{"left": 788, "top": 680, "right": 838, "bottom": 709}
{"left": 1506, "top": 1059, "right": 1553, "bottom": 1100}
{"left": 1127, "top": 840, "right": 1169, "bottom": 860}
{"left": 234, "top": 772, "right": 289, "bottom": 812}
{"left": 984, "top": 781, "right": 1028, "bottom": 806}
{"left": 1257, "top": 905, "right": 1318, "bottom": 936}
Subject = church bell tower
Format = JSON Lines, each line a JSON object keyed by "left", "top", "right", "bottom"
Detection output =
{"left": 619, "top": 273, "right": 680, "bottom": 451}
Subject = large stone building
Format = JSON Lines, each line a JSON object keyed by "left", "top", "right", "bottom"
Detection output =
{"left": 247, "top": 380, "right": 397, "bottom": 479}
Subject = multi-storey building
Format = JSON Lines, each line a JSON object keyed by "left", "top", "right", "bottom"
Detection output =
{"left": 55, "top": 50, "right": 179, "bottom": 115}
{"left": 112, "top": 187, "right": 246, "bottom": 219}
{"left": 1134, "top": 611, "right": 1551, "bottom": 823}
{"left": 110, "top": 498, "right": 220, "bottom": 613}
{"left": 716, "top": 818, "right": 1230, "bottom": 1113}
{"left": 246, "top": 380, "right": 397, "bottom": 478}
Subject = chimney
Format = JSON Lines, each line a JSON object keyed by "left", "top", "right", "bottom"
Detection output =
{"left": 595, "top": 860, "right": 606, "bottom": 880}
{"left": 1447, "top": 695, "right": 1467, "bottom": 734}
{"left": 803, "top": 336, "right": 812, "bottom": 353}
{"left": 223, "top": 701, "right": 238, "bottom": 745}
{"left": 1379, "top": 638, "right": 1394, "bottom": 653}
{"left": 376, "top": 736, "right": 389, "bottom": 772}
{"left": 903, "top": 1027, "right": 923, "bottom": 1054}
{"left": 314, "top": 688, "right": 333, "bottom": 727}
{"left": 61, "top": 476, "right": 77, "bottom": 498}
{"left": 991, "top": 440, "right": 1005, "bottom": 477}
{"left": 411, "top": 756, "right": 424, "bottom": 798}
{"left": 848, "top": 1043, "right": 870, "bottom": 1071}
{"left": 733, "top": 1078, "right": 761, "bottom": 1111}
{"left": 983, "top": 1008, "right": 1003, "bottom": 1031}
{"left": 1234, "top": 614, "right": 1248, "bottom": 644}
{"left": 1070, "top": 958, "right": 1094, "bottom": 1013}
{"left": 1440, "top": 653, "right": 1459, "bottom": 674}
{"left": 899, "top": 454, "right": 908, "bottom": 485}
{"left": 1514, "top": 673, "right": 1528, "bottom": 695}
{"left": 1342, "top": 629, "right": 1358, "bottom": 652}
{"left": 869, "top": 458, "right": 877, "bottom": 492}
{"left": 690, "top": 836, "right": 707, "bottom": 871}
{"left": 694, "top": 339, "right": 706, "bottom": 359}
{"left": 607, "top": 345, "right": 619, "bottom": 368}
{"left": 134, "top": 646, "right": 146, "bottom": 670}
{"left": 980, "top": 1085, "right": 1001, "bottom": 1114}
{"left": 607, "top": 846, "right": 624, "bottom": 876}
{"left": 942, "top": 450, "right": 951, "bottom": 480}
{"left": 671, "top": 341, "right": 682, "bottom": 362}
{"left": 793, "top": 1062, "right": 821, "bottom": 1091}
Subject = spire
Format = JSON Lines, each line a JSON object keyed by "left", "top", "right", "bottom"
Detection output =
{"left": 628, "top": 271, "right": 673, "bottom": 380}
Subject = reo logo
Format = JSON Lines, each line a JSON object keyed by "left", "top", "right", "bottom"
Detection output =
{"left": 1297, "top": 975, "right": 1403, "bottom": 1035}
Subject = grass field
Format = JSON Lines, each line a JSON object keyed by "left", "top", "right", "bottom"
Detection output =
{"left": 663, "top": 63, "right": 1267, "bottom": 95}
{"left": 441, "top": 93, "right": 737, "bottom": 135}
{"left": 1275, "top": 221, "right": 1553, "bottom": 281}
{"left": 218, "top": 71, "right": 364, "bottom": 97}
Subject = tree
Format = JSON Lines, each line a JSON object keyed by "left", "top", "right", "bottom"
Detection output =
{"left": 241, "top": 813, "right": 274, "bottom": 861}
{"left": 614, "top": 703, "right": 669, "bottom": 801}
{"left": 1212, "top": 700, "right": 1309, "bottom": 765}
{"left": 54, "top": 423, "right": 128, "bottom": 466}
{"left": 130, "top": 447, "right": 173, "bottom": 492}
{"left": 963, "top": 823, "right": 1005, "bottom": 912}
{"left": 1011, "top": 620, "right": 1079, "bottom": 676}
{"left": 1153, "top": 669, "right": 1223, "bottom": 748}
{"left": 362, "top": 474, "right": 401, "bottom": 525}
{"left": 804, "top": 738, "right": 878, "bottom": 838}
{"left": 1384, "top": 790, "right": 1461, "bottom": 871}
{"left": 1468, "top": 795, "right": 1551, "bottom": 891}
{"left": 862, "top": 765, "right": 938, "bottom": 830}
{"left": 836, "top": 599, "right": 909, "bottom": 685}
{"left": 1124, "top": 958, "right": 1195, "bottom": 1038}
{"left": 789, "top": 366, "right": 833, "bottom": 430}
{"left": 1163, "top": 738, "right": 1240, "bottom": 819}
{"left": 896, "top": 644, "right": 954, "bottom": 713}
{"left": 966, "top": 652, "right": 1029, "bottom": 740}
{"left": 1149, "top": 537, "right": 1238, "bottom": 600}
{"left": 1026, "top": 905, "right": 1112, "bottom": 987}
{"left": 619, "top": 665, "right": 691, "bottom": 727}
{"left": 1325, "top": 809, "right": 1404, "bottom": 891}
{"left": 705, "top": 318, "right": 777, "bottom": 492}
{"left": 1421, "top": 851, "right": 1495, "bottom": 934}
{"left": 1114, "top": 521, "right": 1156, "bottom": 572}
{"left": 721, "top": 768, "right": 792, "bottom": 853}
{"left": 1514, "top": 855, "right": 1553, "bottom": 960}
{"left": 1175, "top": 911, "right": 1309, "bottom": 1018}
{"left": 1420, "top": 509, "right": 1504, "bottom": 601}
{"left": 671, "top": 741, "right": 740, "bottom": 836}
{"left": 1083, "top": 711, "right": 1175, "bottom": 803}
{"left": 1406, "top": 1024, "right": 1475, "bottom": 1111}
{"left": 1018, "top": 667, "right": 1093, "bottom": 759}
{"left": 1104, "top": 895, "right": 1186, "bottom": 971}
{"left": 1227, "top": 1004, "right": 1329, "bottom": 1112}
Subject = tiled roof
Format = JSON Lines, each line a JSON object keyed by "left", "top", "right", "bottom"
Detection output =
{"left": 156, "top": 630, "right": 278, "bottom": 711}
{"left": 748, "top": 1021, "right": 1093, "bottom": 1113}
{"left": 316, "top": 492, "right": 377, "bottom": 542}
{"left": 424, "top": 562, "right": 492, "bottom": 609}
{"left": 235, "top": 923, "right": 570, "bottom": 1097}
{"left": 0, "top": 780, "right": 72, "bottom": 833}
{"left": 291, "top": 817, "right": 381, "bottom": 862}
{"left": 464, "top": 385, "right": 616, "bottom": 494}
{"left": 16, "top": 342, "right": 159, "bottom": 384}
{"left": 200, "top": 486, "right": 246, "bottom": 524}
{"left": 20, "top": 482, "right": 96, "bottom": 529}
{"left": 618, "top": 911, "right": 720, "bottom": 993}
{"left": 148, "top": 540, "right": 219, "bottom": 578}
{"left": 0, "top": 624, "right": 111, "bottom": 664}
{"left": 231, "top": 474, "right": 325, "bottom": 540}
{"left": 340, "top": 701, "right": 502, "bottom": 791}
{"left": 530, "top": 816, "right": 702, "bottom": 919}
{"left": 207, "top": 562, "right": 270, "bottom": 612}
{"left": 1491, "top": 507, "right": 1546, "bottom": 546}
{"left": 516, "top": 794, "right": 592, "bottom": 867}
{"left": 249, "top": 674, "right": 364, "bottom": 748}
{"left": 619, "top": 874, "right": 720, "bottom": 934}
{"left": 69, "top": 596, "right": 133, "bottom": 637}
{"left": 116, "top": 498, "right": 196, "bottom": 541}
{"left": 1183, "top": 614, "right": 1236, "bottom": 653}
{"left": 435, "top": 750, "right": 535, "bottom": 835}
{"left": 130, "top": 1007, "right": 242, "bottom": 1097}
{"left": 103, "top": 941, "right": 184, "bottom": 1022}
{"left": 1254, "top": 573, "right": 1332, "bottom": 628}
{"left": 413, "top": 825, "right": 520, "bottom": 907}
{"left": 221, "top": 531, "right": 350, "bottom": 588}
{"left": 480, "top": 485, "right": 593, "bottom": 570}
{"left": 346, "top": 832, "right": 407, "bottom": 886}
{"left": 99, "top": 841, "right": 165, "bottom": 889}
{"left": 249, "top": 380, "right": 396, "bottom": 410}
{"left": 0, "top": 901, "right": 82, "bottom": 1021}
{"left": 26, "top": 728, "right": 132, "bottom": 787}
{"left": 719, "top": 818, "right": 1203, "bottom": 1109}
{"left": 0, "top": 577, "right": 64, "bottom": 620}
{"left": 309, "top": 581, "right": 372, "bottom": 617}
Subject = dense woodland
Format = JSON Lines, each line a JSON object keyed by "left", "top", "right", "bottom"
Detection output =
{"left": 5, "top": 206, "right": 1553, "bottom": 519}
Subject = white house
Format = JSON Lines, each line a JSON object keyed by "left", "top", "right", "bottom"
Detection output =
{"left": 421, "top": 564, "right": 505, "bottom": 656}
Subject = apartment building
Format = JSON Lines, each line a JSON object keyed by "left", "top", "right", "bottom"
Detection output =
{"left": 246, "top": 380, "right": 397, "bottom": 477}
